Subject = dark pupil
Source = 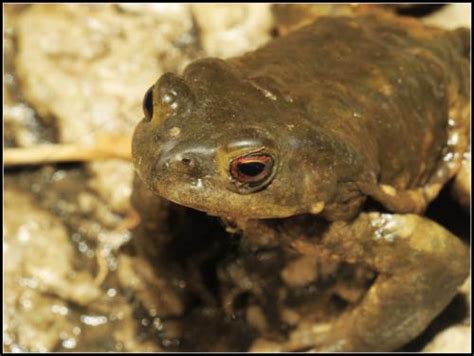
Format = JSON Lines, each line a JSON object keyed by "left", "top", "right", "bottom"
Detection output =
{"left": 238, "top": 162, "right": 266, "bottom": 177}
{"left": 143, "top": 86, "right": 154, "bottom": 121}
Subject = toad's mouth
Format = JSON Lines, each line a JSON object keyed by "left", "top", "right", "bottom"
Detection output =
{"left": 149, "top": 177, "right": 301, "bottom": 221}
{"left": 135, "top": 197, "right": 376, "bottom": 351}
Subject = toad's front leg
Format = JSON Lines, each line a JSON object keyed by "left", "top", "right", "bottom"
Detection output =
{"left": 252, "top": 212, "right": 469, "bottom": 352}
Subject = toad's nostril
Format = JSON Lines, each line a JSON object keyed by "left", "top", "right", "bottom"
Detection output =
{"left": 181, "top": 157, "right": 193, "bottom": 166}
{"left": 162, "top": 152, "right": 201, "bottom": 177}
{"left": 157, "top": 144, "right": 213, "bottom": 179}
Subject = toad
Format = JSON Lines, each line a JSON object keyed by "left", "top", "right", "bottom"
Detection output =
{"left": 132, "top": 12, "right": 470, "bottom": 351}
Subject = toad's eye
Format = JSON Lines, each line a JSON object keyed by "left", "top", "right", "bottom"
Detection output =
{"left": 142, "top": 85, "right": 154, "bottom": 121}
{"left": 229, "top": 153, "right": 275, "bottom": 192}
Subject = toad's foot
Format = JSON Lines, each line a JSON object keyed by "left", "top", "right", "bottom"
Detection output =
{"left": 252, "top": 212, "right": 469, "bottom": 352}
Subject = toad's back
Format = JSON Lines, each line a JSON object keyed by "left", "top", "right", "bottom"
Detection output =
{"left": 230, "top": 14, "right": 470, "bottom": 191}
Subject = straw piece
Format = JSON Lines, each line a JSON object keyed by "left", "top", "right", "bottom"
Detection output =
{"left": 4, "top": 134, "right": 132, "bottom": 166}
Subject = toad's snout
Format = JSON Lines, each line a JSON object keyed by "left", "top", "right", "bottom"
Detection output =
{"left": 156, "top": 144, "right": 215, "bottom": 179}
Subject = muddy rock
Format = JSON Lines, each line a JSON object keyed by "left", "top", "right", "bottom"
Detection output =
{"left": 4, "top": 5, "right": 53, "bottom": 148}
{"left": 3, "top": 188, "right": 100, "bottom": 351}
{"left": 422, "top": 276, "right": 471, "bottom": 352}
{"left": 192, "top": 4, "right": 273, "bottom": 58}
{"left": 452, "top": 152, "right": 471, "bottom": 211}
{"left": 423, "top": 3, "right": 471, "bottom": 29}
{"left": 4, "top": 188, "right": 101, "bottom": 306}
{"left": 15, "top": 4, "right": 196, "bottom": 145}
{"left": 3, "top": 183, "right": 162, "bottom": 352}
{"left": 422, "top": 323, "right": 471, "bottom": 352}
{"left": 88, "top": 160, "right": 135, "bottom": 215}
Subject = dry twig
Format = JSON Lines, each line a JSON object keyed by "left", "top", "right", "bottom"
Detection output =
{"left": 4, "top": 134, "right": 132, "bottom": 166}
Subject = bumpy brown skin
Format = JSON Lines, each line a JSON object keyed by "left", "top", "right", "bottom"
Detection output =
{"left": 132, "top": 13, "right": 470, "bottom": 352}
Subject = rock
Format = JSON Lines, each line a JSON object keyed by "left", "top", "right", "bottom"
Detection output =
{"left": 423, "top": 325, "right": 471, "bottom": 352}
{"left": 4, "top": 188, "right": 102, "bottom": 305}
{"left": 117, "top": 254, "right": 185, "bottom": 318}
{"left": 192, "top": 4, "right": 273, "bottom": 58}
{"left": 451, "top": 152, "right": 470, "bottom": 211}
{"left": 3, "top": 188, "right": 100, "bottom": 351}
{"left": 422, "top": 4, "right": 471, "bottom": 29}
{"left": 15, "top": 4, "right": 196, "bottom": 145}
{"left": 420, "top": 276, "right": 471, "bottom": 352}
{"left": 4, "top": 5, "right": 53, "bottom": 148}
{"left": 3, "top": 185, "right": 162, "bottom": 352}
{"left": 280, "top": 255, "right": 318, "bottom": 288}
{"left": 88, "top": 160, "right": 135, "bottom": 215}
